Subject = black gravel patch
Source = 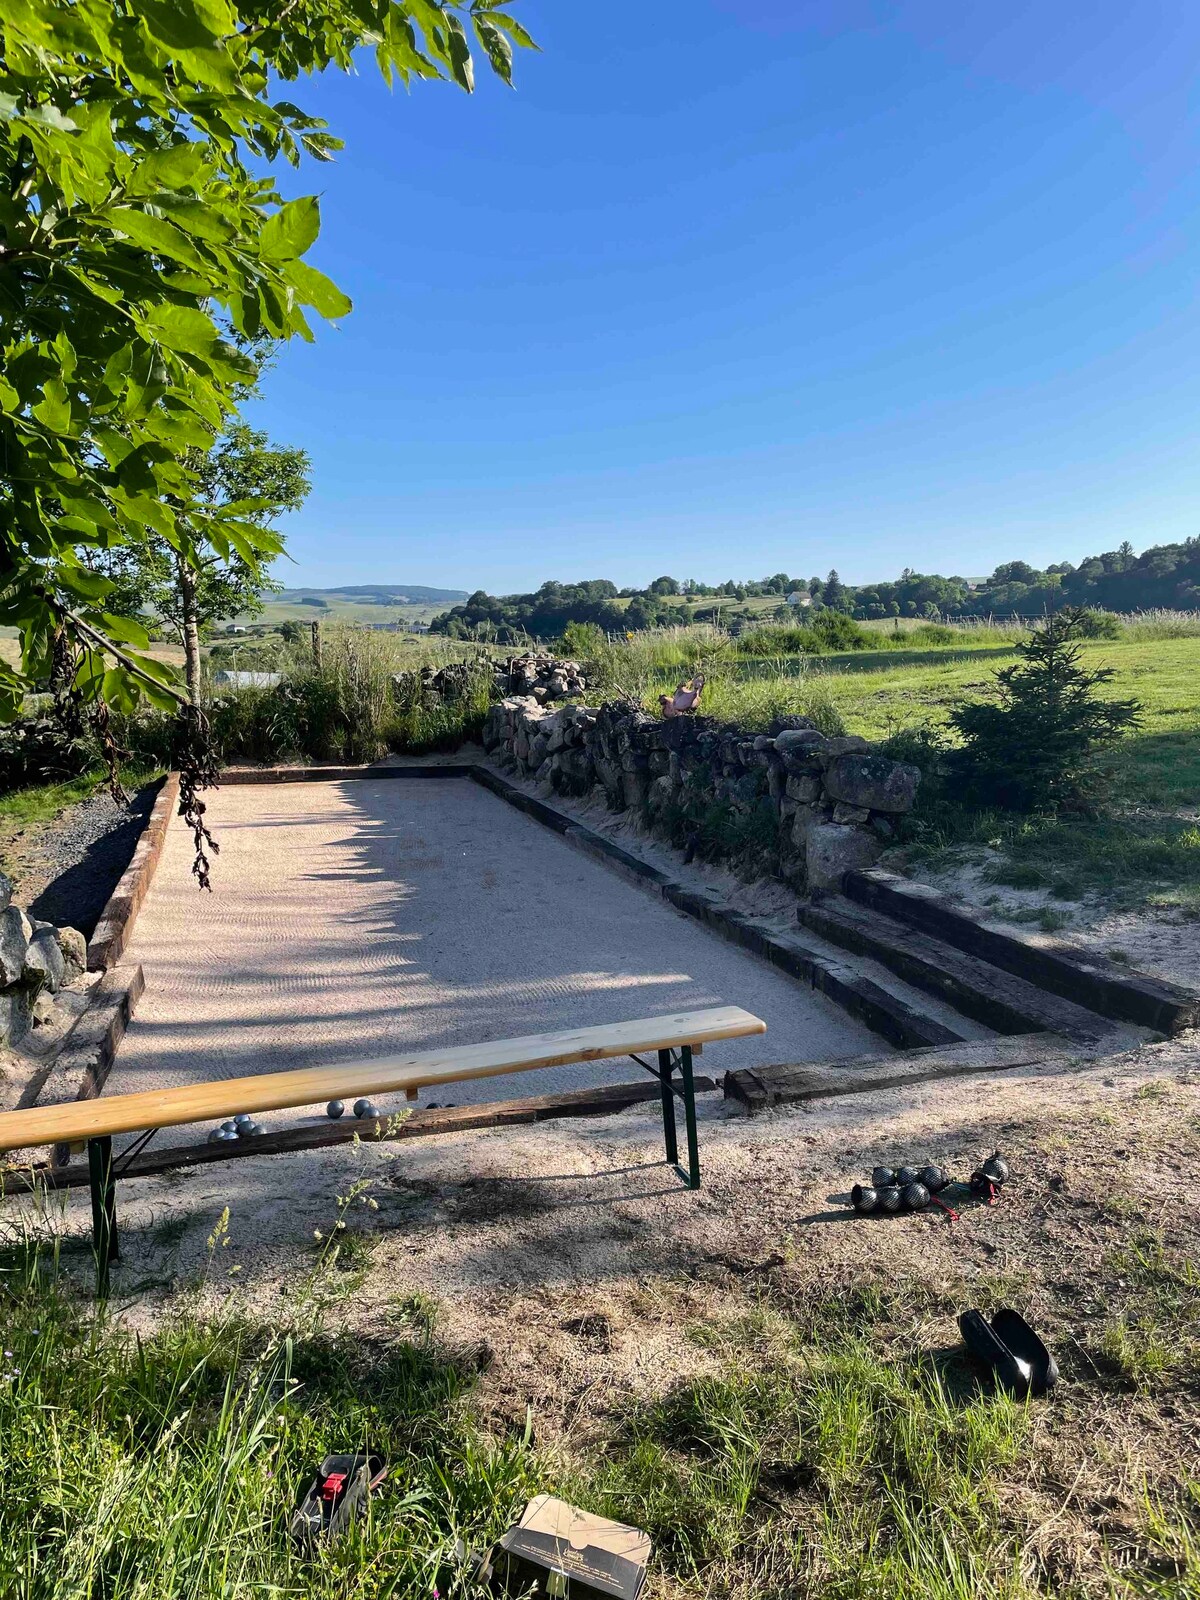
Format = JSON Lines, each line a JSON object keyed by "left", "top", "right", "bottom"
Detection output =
{"left": 21, "top": 781, "right": 162, "bottom": 938}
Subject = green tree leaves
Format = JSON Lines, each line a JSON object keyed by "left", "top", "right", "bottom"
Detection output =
{"left": 0, "top": 0, "right": 536, "bottom": 724}
{"left": 260, "top": 196, "right": 321, "bottom": 261}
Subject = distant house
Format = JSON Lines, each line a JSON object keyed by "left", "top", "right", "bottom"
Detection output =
{"left": 213, "top": 670, "right": 281, "bottom": 689}
{"left": 786, "top": 592, "right": 813, "bottom": 608}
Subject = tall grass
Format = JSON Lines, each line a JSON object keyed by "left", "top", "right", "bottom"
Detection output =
{"left": 125, "top": 628, "right": 496, "bottom": 766}
{"left": 0, "top": 1238, "right": 534, "bottom": 1599}
{"left": 1114, "top": 609, "right": 1200, "bottom": 641}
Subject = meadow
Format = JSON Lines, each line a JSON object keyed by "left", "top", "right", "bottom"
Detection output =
{"left": 584, "top": 617, "right": 1200, "bottom": 915}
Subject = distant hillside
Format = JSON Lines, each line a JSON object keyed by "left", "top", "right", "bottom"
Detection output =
{"left": 276, "top": 584, "right": 467, "bottom": 606}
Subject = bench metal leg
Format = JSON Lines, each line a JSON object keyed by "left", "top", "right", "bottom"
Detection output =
{"left": 678, "top": 1045, "right": 700, "bottom": 1190}
{"left": 87, "top": 1136, "right": 118, "bottom": 1297}
{"left": 657, "top": 1048, "right": 678, "bottom": 1166}
{"left": 655, "top": 1047, "right": 700, "bottom": 1190}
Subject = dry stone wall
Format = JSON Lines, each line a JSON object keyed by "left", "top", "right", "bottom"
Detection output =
{"left": 482, "top": 694, "right": 921, "bottom": 893}
{"left": 0, "top": 870, "right": 87, "bottom": 1047}
{"left": 493, "top": 652, "right": 587, "bottom": 704}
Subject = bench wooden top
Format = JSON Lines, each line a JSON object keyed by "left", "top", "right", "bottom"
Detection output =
{"left": 0, "top": 1005, "right": 766, "bottom": 1153}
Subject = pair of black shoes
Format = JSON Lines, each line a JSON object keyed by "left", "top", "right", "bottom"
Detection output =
{"left": 958, "top": 1309, "right": 1058, "bottom": 1398}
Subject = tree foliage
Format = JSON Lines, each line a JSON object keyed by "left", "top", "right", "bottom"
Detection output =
{"left": 949, "top": 608, "right": 1142, "bottom": 812}
{"left": 0, "top": 0, "right": 535, "bottom": 721}
{"left": 91, "top": 423, "right": 310, "bottom": 643}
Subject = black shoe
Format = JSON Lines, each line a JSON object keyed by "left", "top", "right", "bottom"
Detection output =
{"left": 991, "top": 1308, "right": 1058, "bottom": 1396}
{"left": 957, "top": 1310, "right": 1033, "bottom": 1399}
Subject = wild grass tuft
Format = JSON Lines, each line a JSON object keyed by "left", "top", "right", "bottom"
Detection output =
{"left": 0, "top": 1239, "right": 535, "bottom": 1600}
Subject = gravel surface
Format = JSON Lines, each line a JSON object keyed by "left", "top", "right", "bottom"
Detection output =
{"left": 4, "top": 782, "right": 159, "bottom": 937}
{"left": 104, "top": 776, "right": 882, "bottom": 1136}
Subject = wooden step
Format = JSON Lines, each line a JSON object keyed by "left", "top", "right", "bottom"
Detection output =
{"left": 799, "top": 900, "right": 1116, "bottom": 1042}
{"left": 843, "top": 869, "right": 1198, "bottom": 1036}
{"left": 725, "top": 1033, "right": 1075, "bottom": 1111}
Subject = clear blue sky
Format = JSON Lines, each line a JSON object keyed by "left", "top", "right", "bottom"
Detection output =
{"left": 248, "top": 0, "right": 1200, "bottom": 594}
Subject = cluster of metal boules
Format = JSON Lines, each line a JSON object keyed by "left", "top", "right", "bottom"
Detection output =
{"left": 852, "top": 1164, "right": 948, "bottom": 1216}
{"left": 850, "top": 1152, "right": 1010, "bottom": 1218}
{"left": 208, "top": 1112, "right": 266, "bottom": 1143}
{"left": 326, "top": 1098, "right": 380, "bottom": 1121}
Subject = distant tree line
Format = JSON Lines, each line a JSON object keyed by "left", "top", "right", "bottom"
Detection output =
{"left": 429, "top": 580, "right": 681, "bottom": 642}
{"left": 428, "top": 538, "right": 1200, "bottom": 640}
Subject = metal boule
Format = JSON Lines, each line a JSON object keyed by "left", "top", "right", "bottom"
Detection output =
{"left": 327, "top": 1100, "right": 345, "bottom": 1120}
{"left": 982, "top": 1152, "right": 1009, "bottom": 1185}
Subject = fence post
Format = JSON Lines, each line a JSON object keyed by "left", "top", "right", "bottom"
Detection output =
{"left": 311, "top": 619, "right": 322, "bottom": 668}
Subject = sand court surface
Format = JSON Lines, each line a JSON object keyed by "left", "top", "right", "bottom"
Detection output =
{"left": 105, "top": 776, "right": 881, "bottom": 1138}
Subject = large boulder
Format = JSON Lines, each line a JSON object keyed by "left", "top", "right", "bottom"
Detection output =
{"left": 0, "top": 905, "right": 31, "bottom": 988}
{"left": 805, "top": 822, "right": 883, "bottom": 893}
{"left": 823, "top": 753, "right": 920, "bottom": 814}
{"left": 24, "top": 926, "right": 66, "bottom": 994}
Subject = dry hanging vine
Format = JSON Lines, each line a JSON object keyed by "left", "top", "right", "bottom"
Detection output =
{"left": 173, "top": 703, "right": 221, "bottom": 891}
{"left": 50, "top": 626, "right": 129, "bottom": 804}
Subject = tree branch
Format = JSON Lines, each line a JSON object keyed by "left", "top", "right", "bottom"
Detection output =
{"left": 63, "top": 607, "right": 188, "bottom": 705}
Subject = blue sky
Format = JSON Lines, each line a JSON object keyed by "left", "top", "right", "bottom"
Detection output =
{"left": 248, "top": 0, "right": 1200, "bottom": 593}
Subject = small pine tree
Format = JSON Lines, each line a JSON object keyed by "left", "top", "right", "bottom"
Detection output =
{"left": 949, "top": 608, "right": 1141, "bottom": 811}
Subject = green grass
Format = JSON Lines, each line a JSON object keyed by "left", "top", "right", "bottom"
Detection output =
{"left": 5, "top": 1230, "right": 1200, "bottom": 1599}
{"left": 0, "top": 764, "right": 162, "bottom": 842}
{"left": 246, "top": 598, "right": 449, "bottom": 630}
{"left": 1097, "top": 1230, "right": 1200, "bottom": 1392}
{"left": 0, "top": 1238, "right": 535, "bottom": 1600}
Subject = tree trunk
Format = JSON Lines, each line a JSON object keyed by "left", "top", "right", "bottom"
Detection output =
{"left": 177, "top": 555, "right": 201, "bottom": 706}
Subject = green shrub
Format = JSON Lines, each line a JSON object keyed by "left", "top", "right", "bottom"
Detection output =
{"left": 811, "top": 611, "right": 869, "bottom": 650}
{"left": 949, "top": 608, "right": 1141, "bottom": 812}
{"left": 1073, "top": 608, "right": 1122, "bottom": 639}
{"left": 736, "top": 624, "right": 826, "bottom": 657}
{"left": 737, "top": 613, "right": 869, "bottom": 658}
{"left": 558, "top": 620, "right": 607, "bottom": 658}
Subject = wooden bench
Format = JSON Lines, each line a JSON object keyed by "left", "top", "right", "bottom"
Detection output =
{"left": 0, "top": 1005, "right": 766, "bottom": 1293}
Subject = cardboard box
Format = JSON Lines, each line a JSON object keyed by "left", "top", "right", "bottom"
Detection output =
{"left": 492, "top": 1495, "right": 651, "bottom": 1599}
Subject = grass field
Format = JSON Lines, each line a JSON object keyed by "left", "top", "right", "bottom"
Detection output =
{"left": 247, "top": 597, "right": 448, "bottom": 629}
{"left": 588, "top": 625, "right": 1200, "bottom": 916}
